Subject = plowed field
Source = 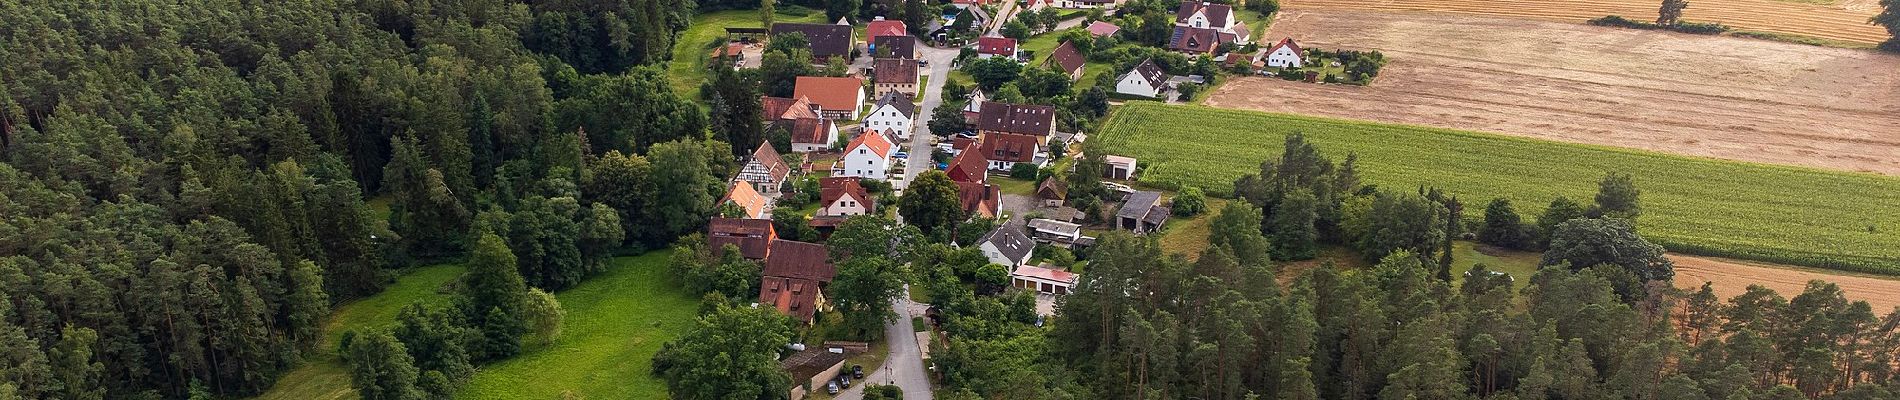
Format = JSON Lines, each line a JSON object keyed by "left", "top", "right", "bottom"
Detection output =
{"left": 1285, "top": 0, "right": 1890, "bottom": 44}
{"left": 1674, "top": 254, "right": 1900, "bottom": 312}
{"left": 1208, "top": 10, "right": 1900, "bottom": 175}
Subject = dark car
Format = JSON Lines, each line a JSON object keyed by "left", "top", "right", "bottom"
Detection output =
{"left": 852, "top": 365, "right": 865, "bottom": 379}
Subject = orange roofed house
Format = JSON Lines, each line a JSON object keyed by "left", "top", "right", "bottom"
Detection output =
{"left": 761, "top": 95, "right": 842, "bottom": 153}
{"left": 720, "top": 181, "right": 770, "bottom": 219}
{"left": 956, "top": 180, "right": 1002, "bottom": 220}
{"left": 758, "top": 240, "right": 837, "bottom": 324}
{"left": 793, "top": 76, "right": 867, "bottom": 121}
{"left": 708, "top": 217, "right": 778, "bottom": 260}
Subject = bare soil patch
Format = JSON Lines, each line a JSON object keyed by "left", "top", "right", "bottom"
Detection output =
{"left": 1285, "top": 0, "right": 1890, "bottom": 44}
{"left": 1673, "top": 254, "right": 1900, "bottom": 312}
{"left": 1208, "top": 10, "right": 1900, "bottom": 175}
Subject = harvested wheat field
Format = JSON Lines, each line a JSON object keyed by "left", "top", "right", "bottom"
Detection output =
{"left": 1285, "top": 0, "right": 1889, "bottom": 44}
{"left": 1208, "top": 10, "right": 1900, "bottom": 175}
{"left": 1673, "top": 254, "right": 1900, "bottom": 312}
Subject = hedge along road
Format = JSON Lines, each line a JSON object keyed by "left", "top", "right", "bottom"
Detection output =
{"left": 1094, "top": 102, "right": 1900, "bottom": 275}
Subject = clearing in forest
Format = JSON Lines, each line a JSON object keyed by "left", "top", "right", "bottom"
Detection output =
{"left": 1209, "top": 10, "right": 1900, "bottom": 176}
{"left": 1094, "top": 102, "right": 1900, "bottom": 276}
{"left": 1282, "top": 0, "right": 1890, "bottom": 44}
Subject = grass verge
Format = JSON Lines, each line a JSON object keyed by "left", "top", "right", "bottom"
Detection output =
{"left": 1729, "top": 30, "right": 1878, "bottom": 49}
{"left": 1096, "top": 102, "right": 1900, "bottom": 275}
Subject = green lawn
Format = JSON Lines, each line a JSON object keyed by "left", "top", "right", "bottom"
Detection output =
{"left": 1097, "top": 102, "right": 1900, "bottom": 275}
{"left": 1157, "top": 197, "right": 1232, "bottom": 258}
{"left": 993, "top": 176, "right": 1038, "bottom": 196}
{"left": 1237, "top": 10, "right": 1273, "bottom": 42}
{"left": 668, "top": 10, "right": 827, "bottom": 99}
{"left": 1450, "top": 241, "right": 1542, "bottom": 286}
{"left": 255, "top": 264, "right": 468, "bottom": 400}
{"left": 458, "top": 251, "right": 697, "bottom": 400}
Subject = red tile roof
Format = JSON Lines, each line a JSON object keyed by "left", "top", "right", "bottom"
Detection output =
{"left": 1043, "top": 41, "right": 1087, "bottom": 75}
{"left": 751, "top": 142, "right": 792, "bottom": 182}
{"left": 846, "top": 129, "right": 895, "bottom": 157}
{"left": 1268, "top": 37, "right": 1303, "bottom": 60}
{"left": 1176, "top": 2, "right": 1233, "bottom": 26}
{"left": 763, "top": 239, "right": 835, "bottom": 283}
{"left": 1086, "top": 21, "right": 1121, "bottom": 37}
{"left": 982, "top": 132, "right": 1040, "bottom": 163}
{"left": 956, "top": 181, "right": 1002, "bottom": 219}
{"left": 1012, "top": 264, "right": 1078, "bottom": 284}
{"left": 872, "top": 58, "right": 919, "bottom": 85}
{"left": 759, "top": 276, "right": 824, "bottom": 323}
{"left": 819, "top": 177, "right": 873, "bottom": 212}
{"left": 708, "top": 218, "right": 778, "bottom": 260}
{"left": 762, "top": 96, "right": 822, "bottom": 120}
{"left": 976, "top": 36, "right": 1018, "bottom": 56}
{"left": 947, "top": 150, "right": 989, "bottom": 184}
{"left": 867, "top": 20, "right": 908, "bottom": 38}
{"left": 793, "top": 76, "right": 865, "bottom": 114}
{"left": 721, "top": 181, "right": 768, "bottom": 218}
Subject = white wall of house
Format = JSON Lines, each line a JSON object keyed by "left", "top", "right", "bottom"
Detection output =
{"left": 818, "top": 196, "right": 870, "bottom": 217}
{"left": 791, "top": 123, "right": 842, "bottom": 153}
{"left": 1057, "top": 0, "right": 1119, "bottom": 8}
{"left": 863, "top": 105, "right": 914, "bottom": 139}
{"left": 875, "top": 83, "right": 918, "bottom": 98}
{"left": 979, "top": 242, "right": 1024, "bottom": 268}
{"left": 1115, "top": 72, "right": 1161, "bottom": 98}
{"left": 1266, "top": 46, "right": 1304, "bottom": 68}
{"left": 736, "top": 162, "right": 783, "bottom": 196}
{"left": 840, "top": 143, "right": 892, "bottom": 180}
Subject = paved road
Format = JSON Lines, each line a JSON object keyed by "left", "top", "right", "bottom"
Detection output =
{"left": 836, "top": 44, "right": 961, "bottom": 400}
{"left": 987, "top": 1, "right": 1019, "bottom": 37}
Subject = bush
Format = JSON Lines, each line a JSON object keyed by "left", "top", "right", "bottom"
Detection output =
{"left": 1171, "top": 187, "right": 1207, "bottom": 217}
{"left": 1588, "top": 15, "right": 1728, "bottom": 34}
{"left": 1010, "top": 163, "right": 1039, "bottom": 180}
{"left": 1672, "top": 21, "right": 1731, "bottom": 34}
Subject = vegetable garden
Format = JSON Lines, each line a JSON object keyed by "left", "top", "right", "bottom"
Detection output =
{"left": 1096, "top": 102, "right": 1900, "bottom": 274}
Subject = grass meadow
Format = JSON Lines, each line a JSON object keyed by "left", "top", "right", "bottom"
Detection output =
{"left": 256, "top": 264, "right": 468, "bottom": 400}
{"left": 1096, "top": 102, "right": 1900, "bottom": 275}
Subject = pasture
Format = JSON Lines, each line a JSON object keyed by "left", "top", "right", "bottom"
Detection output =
{"left": 255, "top": 264, "right": 468, "bottom": 400}
{"left": 1094, "top": 102, "right": 1900, "bottom": 275}
{"left": 458, "top": 251, "right": 697, "bottom": 399}
{"left": 1283, "top": 0, "right": 1889, "bottom": 44}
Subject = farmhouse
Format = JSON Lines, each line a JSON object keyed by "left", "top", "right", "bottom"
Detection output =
{"left": 719, "top": 181, "right": 769, "bottom": 219}
{"left": 769, "top": 22, "right": 855, "bottom": 62}
{"left": 978, "top": 226, "right": 1036, "bottom": 268}
{"left": 977, "top": 102, "right": 1057, "bottom": 143}
{"left": 1043, "top": 41, "right": 1087, "bottom": 80}
{"left": 708, "top": 217, "right": 778, "bottom": 260}
{"left": 1010, "top": 264, "right": 1078, "bottom": 295}
{"left": 793, "top": 76, "right": 867, "bottom": 120}
{"left": 1175, "top": 1, "right": 1250, "bottom": 43}
{"left": 736, "top": 142, "right": 791, "bottom": 196}
{"left": 956, "top": 181, "right": 1002, "bottom": 219}
{"left": 1115, "top": 59, "right": 1170, "bottom": 98}
{"left": 981, "top": 132, "right": 1044, "bottom": 171}
{"left": 873, "top": 35, "right": 918, "bottom": 59}
{"left": 871, "top": 58, "right": 921, "bottom": 98}
{"left": 759, "top": 239, "right": 836, "bottom": 324}
{"left": 1104, "top": 155, "right": 1138, "bottom": 180}
{"left": 947, "top": 150, "right": 990, "bottom": 184}
{"left": 1037, "top": 179, "right": 1068, "bottom": 207}
{"left": 863, "top": 92, "right": 917, "bottom": 139}
{"left": 1262, "top": 37, "right": 1305, "bottom": 68}
{"left": 838, "top": 129, "right": 896, "bottom": 180}
{"left": 1116, "top": 191, "right": 1171, "bottom": 234}
{"left": 976, "top": 36, "right": 1019, "bottom": 60}
{"left": 761, "top": 95, "right": 841, "bottom": 153}
{"left": 1086, "top": 21, "right": 1121, "bottom": 37}
{"left": 867, "top": 18, "right": 908, "bottom": 39}
{"left": 816, "top": 177, "right": 875, "bottom": 217}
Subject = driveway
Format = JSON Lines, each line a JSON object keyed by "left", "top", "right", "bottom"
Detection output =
{"left": 835, "top": 289, "right": 932, "bottom": 400}
{"left": 900, "top": 46, "right": 963, "bottom": 183}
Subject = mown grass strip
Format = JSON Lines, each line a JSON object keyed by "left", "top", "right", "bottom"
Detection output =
{"left": 1096, "top": 102, "right": 1900, "bottom": 275}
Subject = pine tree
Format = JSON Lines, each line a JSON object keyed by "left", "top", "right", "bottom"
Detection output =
{"left": 1269, "top": 189, "right": 1319, "bottom": 261}
{"left": 348, "top": 331, "right": 424, "bottom": 400}
{"left": 284, "top": 260, "right": 330, "bottom": 348}
{"left": 462, "top": 233, "right": 528, "bottom": 361}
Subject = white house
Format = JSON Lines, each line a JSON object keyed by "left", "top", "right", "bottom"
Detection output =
{"left": 1177, "top": 1, "right": 1237, "bottom": 30}
{"left": 1011, "top": 264, "right": 1078, "bottom": 295}
{"left": 736, "top": 142, "right": 792, "bottom": 196}
{"left": 978, "top": 226, "right": 1035, "bottom": 268}
{"left": 816, "top": 177, "right": 874, "bottom": 217}
{"left": 1263, "top": 38, "right": 1305, "bottom": 68}
{"left": 1115, "top": 59, "right": 1170, "bottom": 98}
{"left": 838, "top": 130, "right": 897, "bottom": 180}
{"left": 863, "top": 92, "right": 917, "bottom": 140}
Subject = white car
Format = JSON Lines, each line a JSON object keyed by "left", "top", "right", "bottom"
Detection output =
{"left": 1103, "top": 182, "right": 1135, "bottom": 194}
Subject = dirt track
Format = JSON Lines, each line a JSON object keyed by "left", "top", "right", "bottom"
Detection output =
{"left": 1673, "top": 254, "right": 1900, "bottom": 312}
{"left": 1286, "top": 0, "right": 1890, "bottom": 44}
{"left": 1208, "top": 10, "right": 1900, "bottom": 175}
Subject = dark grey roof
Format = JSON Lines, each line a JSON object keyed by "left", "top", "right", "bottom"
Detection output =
{"left": 980, "top": 225, "right": 1035, "bottom": 264}
{"left": 770, "top": 23, "right": 854, "bottom": 59}
{"left": 1145, "top": 206, "right": 1172, "bottom": 225}
{"left": 875, "top": 91, "right": 916, "bottom": 117}
{"left": 1127, "top": 59, "right": 1170, "bottom": 92}
{"left": 1027, "top": 218, "right": 1081, "bottom": 235}
{"left": 873, "top": 35, "right": 917, "bottom": 58}
{"left": 1118, "top": 191, "right": 1163, "bottom": 219}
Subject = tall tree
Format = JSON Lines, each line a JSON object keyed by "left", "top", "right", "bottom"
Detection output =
{"left": 384, "top": 135, "right": 471, "bottom": 260}
{"left": 1478, "top": 198, "right": 1531, "bottom": 250}
{"left": 830, "top": 256, "right": 908, "bottom": 338}
{"left": 1593, "top": 172, "right": 1642, "bottom": 220}
{"left": 645, "top": 140, "right": 723, "bottom": 244}
{"left": 1658, "top": 0, "right": 1689, "bottom": 25}
{"left": 461, "top": 233, "right": 528, "bottom": 361}
{"left": 1876, "top": 0, "right": 1900, "bottom": 50}
{"left": 652, "top": 303, "right": 797, "bottom": 399}
{"left": 899, "top": 171, "right": 967, "bottom": 237}
{"left": 1269, "top": 189, "right": 1320, "bottom": 261}
{"left": 1537, "top": 196, "right": 1588, "bottom": 247}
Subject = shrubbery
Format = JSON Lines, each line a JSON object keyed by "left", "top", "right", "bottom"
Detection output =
{"left": 1589, "top": 15, "right": 1730, "bottom": 35}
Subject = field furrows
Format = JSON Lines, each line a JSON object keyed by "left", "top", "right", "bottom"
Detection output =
{"left": 1287, "top": 0, "right": 1890, "bottom": 43}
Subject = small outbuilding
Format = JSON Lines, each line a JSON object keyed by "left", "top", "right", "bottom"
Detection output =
{"left": 1103, "top": 155, "right": 1138, "bottom": 180}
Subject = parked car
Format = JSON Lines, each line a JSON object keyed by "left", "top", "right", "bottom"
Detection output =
{"left": 852, "top": 365, "right": 865, "bottom": 379}
{"left": 827, "top": 381, "right": 840, "bottom": 394}
{"left": 895, "top": 151, "right": 909, "bottom": 159}
{"left": 1104, "top": 182, "right": 1135, "bottom": 194}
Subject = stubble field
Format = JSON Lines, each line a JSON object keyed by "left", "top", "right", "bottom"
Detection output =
{"left": 1207, "top": 10, "right": 1900, "bottom": 176}
{"left": 1282, "top": 0, "right": 1890, "bottom": 44}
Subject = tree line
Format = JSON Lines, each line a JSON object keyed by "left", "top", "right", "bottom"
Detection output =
{"left": 0, "top": 0, "right": 728, "bottom": 398}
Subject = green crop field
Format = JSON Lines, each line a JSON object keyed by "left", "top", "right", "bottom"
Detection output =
{"left": 1096, "top": 102, "right": 1900, "bottom": 275}
{"left": 458, "top": 251, "right": 697, "bottom": 399}
{"left": 256, "top": 264, "right": 467, "bottom": 400}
